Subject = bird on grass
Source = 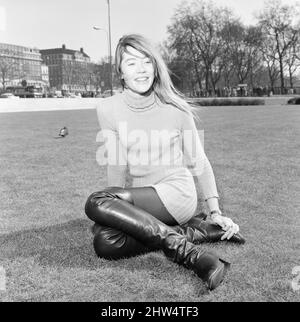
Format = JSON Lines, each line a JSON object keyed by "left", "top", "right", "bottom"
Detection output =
{"left": 55, "top": 126, "right": 69, "bottom": 138}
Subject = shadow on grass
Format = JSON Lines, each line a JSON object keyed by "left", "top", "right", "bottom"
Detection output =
{"left": 1, "top": 219, "right": 211, "bottom": 301}
{"left": 0, "top": 219, "right": 101, "bottom": 269}
{"left": 0, "top": 219, "right": 182, "bottom": 276}
{"left": 0, "top": 218, "right": 254, "bottom": 300}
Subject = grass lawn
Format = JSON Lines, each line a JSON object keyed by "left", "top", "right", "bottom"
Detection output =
{"left": 0, "top": 104, "right": 299, "bottom": 302}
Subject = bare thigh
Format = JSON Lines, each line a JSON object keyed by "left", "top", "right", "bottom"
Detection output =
{"left": 126, "top": 186, "right": 178, "bottom": 226}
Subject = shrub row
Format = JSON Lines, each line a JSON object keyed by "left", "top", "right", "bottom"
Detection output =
{"left": 287, "top": 97, "right": 300, "bottom": 105}
{"left": 193, "top": 98, "right": 265, "bottom": 106}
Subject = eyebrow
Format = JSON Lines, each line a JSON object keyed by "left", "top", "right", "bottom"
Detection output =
{"left": 123, "top": 56, "right": 151, "bottom": 63}
{"left": 123, "top": 58, "right": 136, "bottom": 63}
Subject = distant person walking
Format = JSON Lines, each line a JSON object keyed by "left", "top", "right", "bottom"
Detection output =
{"left": 85, "top": 34, "right": 245, "bottom": 290}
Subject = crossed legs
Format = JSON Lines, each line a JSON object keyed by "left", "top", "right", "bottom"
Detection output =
{"left": 85, "top": 186, "right": 230, "bottom": 290}
{"left": 87, "top": 186, "right": 177, "bottom": 259}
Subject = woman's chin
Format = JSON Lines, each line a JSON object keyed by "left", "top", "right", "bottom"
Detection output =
{"left": 130, "top": 86, "right": 152, "bottom": 95}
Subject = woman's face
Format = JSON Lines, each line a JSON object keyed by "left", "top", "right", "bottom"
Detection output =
{"left": 120, "top": 46, "right": 155, "bottom": 94}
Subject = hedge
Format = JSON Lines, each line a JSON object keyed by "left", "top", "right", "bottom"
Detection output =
{"left": 193, "top": 98, "right": 265, "bottom": 106}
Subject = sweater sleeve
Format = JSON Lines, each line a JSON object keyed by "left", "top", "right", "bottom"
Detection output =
{"left": 96, "top": 99, "right": 127, "bottom": 188}
{"left": 181, "top": 111, "right": 219, "bottom": 200}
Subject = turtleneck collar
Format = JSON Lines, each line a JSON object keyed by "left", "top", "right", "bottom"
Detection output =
{"left": 121, "top": 88, "right": 156, "bottom": 112}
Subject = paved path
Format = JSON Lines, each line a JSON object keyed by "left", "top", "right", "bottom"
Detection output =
{"left": 0, "top": 95, "right": 294, "bottom": 113}
{"left": 0, "top": 98, "right": 97, "bottom": 113}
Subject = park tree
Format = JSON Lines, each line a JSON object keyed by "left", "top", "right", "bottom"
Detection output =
{"left": 284, "top": 35, "right": 300, "bottom": 89}
{"left": 165, "top": 0, "right": 300, "bottom": 96}
{"left": 167, "top": 5, "right": 204, "bottom": 94}
{"left": 98, "top": 57, "right": 111, "bottom": 91}
{"left": 244, "top": 26, "right": 265, "bottom": 90}
{"left": 159, "top": 40, "right": 196, "bottom": 95}
{"left": 90, "top": 63, "right": 103, "bottom": 94}
{"left": 95, "top": 56, "right": 118, "bottom": 92}
{"left": 76, "top": 63, "right": 94, "bottom": 92}
{"left": 158, "top": 42, "right": 192, "bottom": 94}
{"left": 167, "top": 0, "right": 237, "bottom": 95}
{"left": 220, "top": 55, "right": 236, "bottom": 90}
{"left": 0, "top": 49, "right": 19, "bottom": 90}
{"left": 62, "top": 60, "right": 77, "bottom": 92}
{"left": 259, "top": 30, "right": 281, "bottom": 91}
{"left": 221, "top": 21, "right": 263, "bottom": 90}
{"left": 257, "top": 0, "right": 300, "bottom": 93}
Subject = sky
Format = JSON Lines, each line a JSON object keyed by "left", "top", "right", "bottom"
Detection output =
{"left": 0, "top": 0, "right": 299, "bottom": 62}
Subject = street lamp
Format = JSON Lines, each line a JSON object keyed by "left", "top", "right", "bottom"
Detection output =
{"left": 107, "top": 0, "right": 113, "bottom": 97}
{"left": 93, "top": 26, "right": 112, "bottom": 95}
{"left": 93, "top": 26, "right": 109, "bottom": 59}
{"left": 93, "top": 0, "right": 113, "bottom": 96}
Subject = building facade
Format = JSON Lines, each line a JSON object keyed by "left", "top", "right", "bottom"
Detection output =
{"left": 40, "top": 45, "right": 94, "bottom": 94}
{"left": 0, "top": 42, "right": 46, "bottom": 89}
{"left": 41, "top": 64, "right": 50, "bottom": 88}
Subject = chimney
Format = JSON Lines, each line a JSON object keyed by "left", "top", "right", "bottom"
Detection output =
{"left": 62, "top": 44, "right": 66, "bottom": 49}
{"left": 80, "top": 47, "right": 84, "bottom": 53}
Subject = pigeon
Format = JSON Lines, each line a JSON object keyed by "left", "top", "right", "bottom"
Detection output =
{"left": 54, "top": 126, "right": 69, "bottom": 138}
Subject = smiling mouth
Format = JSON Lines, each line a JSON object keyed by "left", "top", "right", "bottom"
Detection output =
{"left": 135, "top": 77, "right": 149, "bottom": 82}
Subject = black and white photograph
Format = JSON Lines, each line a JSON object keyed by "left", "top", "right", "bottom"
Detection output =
{"left": 0, "top": 0, "right": 299, "bottom": 306}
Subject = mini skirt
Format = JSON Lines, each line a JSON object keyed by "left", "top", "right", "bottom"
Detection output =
{"left": 147, "top": 168, "right": 198, "bottom": 225}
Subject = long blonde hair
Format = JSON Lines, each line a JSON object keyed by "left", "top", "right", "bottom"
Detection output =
{"left": 115, "top": 34, "right": 200, "bottom": 122}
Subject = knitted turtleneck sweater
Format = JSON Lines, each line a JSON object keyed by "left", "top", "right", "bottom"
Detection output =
{"left": 95, "top": 89, "right": 219, "bottom": 201}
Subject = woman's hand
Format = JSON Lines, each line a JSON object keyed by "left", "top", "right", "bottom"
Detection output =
{"left": 211, "top": 214, "right": 240, "bottom": 240}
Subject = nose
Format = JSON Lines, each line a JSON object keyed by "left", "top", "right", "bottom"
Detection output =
{"left": 136, "top": 61, "right": 146, "bottom": 73}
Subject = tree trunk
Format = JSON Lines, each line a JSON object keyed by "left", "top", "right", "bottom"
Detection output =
{"left": 268, "top": 67, "right": 274, "bottom": 93}
{"left": 193, "top": 61, "right": 202, "bottom": 92}
{"left": 249, "top": 62, "right": 254, "bottom": 91}
{"left": 279, "top": 55, "right": 285, "bottom": 94}
{"left": 289, "top": 66, "right": 294, "bottom": 89}
{"left": 210, "top": 70, "right": 216, "bottom": 96}
{"left": 205, "top": 66, "right": 210, "bottom": 96}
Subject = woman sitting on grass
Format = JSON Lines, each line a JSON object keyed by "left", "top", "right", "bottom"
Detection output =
{"left": 85, "top": 34, "right": 245, "bottom": 291}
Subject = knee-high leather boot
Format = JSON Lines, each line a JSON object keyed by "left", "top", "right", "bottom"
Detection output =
{"left": 85, "top": 190, "right": 230, "bottom": 290}
{"left": 90, "top": 187, "right": 156, "bottom": 259}
{"left": 172, "top": 213, "right": 246, "bottom": 244}
{"left": 90, "top": 188, "right": 244, "bottom": 260}
{"left": 91, "top": 214, "right": 245, "bottom": 260}
{"left": 92, "top": 224, "right": 156, "bottom": 259}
